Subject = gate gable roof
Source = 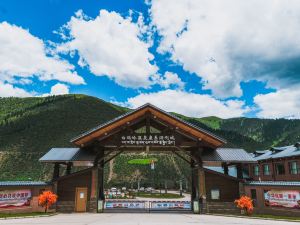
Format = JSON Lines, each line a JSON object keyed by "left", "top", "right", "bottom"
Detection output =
{"left": 71, "top": 103, "right": 226, "bottom": 147}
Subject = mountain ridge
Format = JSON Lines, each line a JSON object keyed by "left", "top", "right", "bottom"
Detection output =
{"left": 0, "top": 94, "right": 299, "bottom": 182}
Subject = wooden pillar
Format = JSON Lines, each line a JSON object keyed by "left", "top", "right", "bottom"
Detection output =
{"left": 98, "top": 159, "right": 105, "bottom": 201}
{"left": 66, "top": 162, "right": 72, "bottom": 175}
{"left": 222, "top": 163, "right": 229, "bottom": 175}
{"left": 90, "top": 166, "right": 98, "bottom": 212}
{"left": 236, "top": 163, "right": 243, "bottom": 179}
{"left": 191, "top": 160, "right": 199, "bottom": 202}
{"left": 52, "top": 163, "right": 60, "bottom": 180}
{"left": 198, "top": 163, "right": 207, "bottom": 214}
{"left": 96, "top": 149, "right": 105, "bottom": 213}
{"left": 190, "top": 147, "right": 207, "bottom": 214}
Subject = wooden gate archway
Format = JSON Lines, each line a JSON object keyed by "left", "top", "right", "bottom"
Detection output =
{"left": 40, "top": 103, "right": 256, "bottom": 213}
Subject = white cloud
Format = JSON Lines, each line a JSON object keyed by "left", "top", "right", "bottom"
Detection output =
{"left": 50, "top": 83, "right": 70, "bottom": 95}
{"left": 0, "top": 22, "right": 85, "bottom": 85}
{"left": 150, "top": 0, "right": 300, "bottom": 98}
{"left": 58, "top": 10, "right": 158, "bottom": 88}
{"left": 0, "top": 81, "right": 32, "bottom": 97}
{"left": 153, "top": 71, "right": 184, "bottom": 89}
{"left": 254, "top": 87, "right": 300, "bottom": 119}
{"left": 124, "top": 89, "right": 249, "bottom": 118}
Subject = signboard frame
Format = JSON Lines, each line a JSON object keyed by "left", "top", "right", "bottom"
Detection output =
{"left": 0, "top": 189, "right": 32, "bottom": 209}
{"left": 264, "top": 189, "right": 300, "bottom": 209}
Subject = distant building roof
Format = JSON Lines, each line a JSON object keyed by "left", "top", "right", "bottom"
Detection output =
{"left": 0, "top": 181, "right": 50, "bottom": 186}
{"left": 202, "top": 148, "right": 257, "bottom": 163}
{"left": 204, "top": 166, "right": 249, "bottom": 178}
{"left": 253, "top": 142, "right": 300, "bottom": 161}
{"left": 39, "top": 148, "right": 96, "bottom": 163}
{"left": 245, "top": 181, "right": 300, "bottom": 187}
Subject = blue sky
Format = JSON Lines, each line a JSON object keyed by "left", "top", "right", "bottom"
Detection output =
{"left": 0, "top": 0, "right": 300, "bottom": 119}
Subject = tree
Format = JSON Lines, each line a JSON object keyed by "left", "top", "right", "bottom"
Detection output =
{"left": 234, "top": 196, "right": 254, "bottom": 215}
{"left": 38, "top": 191, "right": 58, "bottom": 213}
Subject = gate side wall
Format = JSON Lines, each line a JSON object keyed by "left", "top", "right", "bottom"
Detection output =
{"left": 0, "top": 185, "right": 53, "bottom": 214}
{"left": 56, "top": 169, "right": 92, "bottom": 212}
{"left": 244, "top": 185, "right": 300, "bottom": 217}
{"left": 205, "top": 169, "right": 240, "bottom": 202}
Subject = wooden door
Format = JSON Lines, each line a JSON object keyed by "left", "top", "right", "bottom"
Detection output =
{"left": 75, "top": 187, "right": 87, "bottom": 212}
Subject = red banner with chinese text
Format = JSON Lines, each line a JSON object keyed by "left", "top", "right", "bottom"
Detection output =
{"left": 0, "top": 189, "right": 31, "bottom": 208}
{"left": 264, "top": 190, "right": 300, "bottom": 209}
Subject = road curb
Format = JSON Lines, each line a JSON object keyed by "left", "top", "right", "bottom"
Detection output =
{"left": 0, "top": 213, "right": 58, "bottom": 220}
{"left": 206, "top": 213, "right": 300, "bottom": 222}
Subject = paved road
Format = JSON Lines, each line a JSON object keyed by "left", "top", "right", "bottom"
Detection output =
{"left": 0, "top": 213, "right": 298, "bottom": 225}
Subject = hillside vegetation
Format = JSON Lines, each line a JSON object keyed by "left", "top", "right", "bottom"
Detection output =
{"left": 0, "top": 95, "right": 299, "bottom": 185}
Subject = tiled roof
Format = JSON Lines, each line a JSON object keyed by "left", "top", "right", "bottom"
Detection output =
{"left": 204, "top": 166, "right": 249, "bottom": 178}
{"left": 39, "top": 148, "right": 96, "bottom": 162}
{"left": 253, "top": 143, "right": 300, "bottom": 161}
{"left": 0, "top": 181, "right": 50, "bottom": 186}
{"left": 245, "top": 181, "right": 300, "bottom": 187}
{"left": 70, "top": 103, "right": 227, "bottom": 144}
{"left": 202, "top": 148, "right": 257, "bottom": 163}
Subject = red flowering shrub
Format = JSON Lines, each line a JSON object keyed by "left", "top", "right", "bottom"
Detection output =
{"left": 234, "top": 196, "right": 253, "bottom": 215}
{"left": 38, "top": 191, "right": 58, "bottom": 213}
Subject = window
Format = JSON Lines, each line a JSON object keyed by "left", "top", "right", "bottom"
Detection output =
{"left": 289, "top": 161, "right": 298, "bottom": 175}
{"left": 253, "top": 165, "right": 259, "bottom": 176}
{"left": 275, "top": 163, "right": 285, "bottom": 175}
{"left": 211, "top": 189, "right": 220, "bottom": 200}
{"left": 263, "top": 164, "right": 270, "bottom": 175}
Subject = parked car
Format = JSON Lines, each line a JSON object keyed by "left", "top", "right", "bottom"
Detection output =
{"left": 121, "top": 187, "right": 127, "bottom": 191}
{"left": 139, "top": 187, "right": 145, "bottom": 191}
{"left": 110, "top": 187, "right": 117, "bottom": 192}
{"left": 145, "top": 187, "right": 153, "bottom": 192}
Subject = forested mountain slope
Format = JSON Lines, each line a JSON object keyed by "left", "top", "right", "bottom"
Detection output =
{"left": 0, "top": 95, "right": 299, "bottom": 183}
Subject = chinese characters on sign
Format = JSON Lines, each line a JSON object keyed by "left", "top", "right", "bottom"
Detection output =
{"left": 150, "top": 201, "right": 191, "bottom": 210}
{"left": 264, "top": 190, "right": 300, "bottom": 209}
{"left": 105, "top": 201, "right": 145, "bottom": 209}
{"left": 121, "top": 135, "right": 175, "bottom": 146}
{"left": 0, "top": 189, "right": 31, "bottom": 208}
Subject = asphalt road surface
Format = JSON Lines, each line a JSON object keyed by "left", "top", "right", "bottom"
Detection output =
{"left": 0, "top": 213, "right": 298, "bottom": 225}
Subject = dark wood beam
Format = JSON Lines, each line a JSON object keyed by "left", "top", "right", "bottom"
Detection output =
{"left": 175, "top": 146, "right": 200, "bottom": 164}
{"left": 172, "top": 151, "right": 191, "bottom": 164}
{"left": 103, "top": 150, "right": 124, "bottom": 165}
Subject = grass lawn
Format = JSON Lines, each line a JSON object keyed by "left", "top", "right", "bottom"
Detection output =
{"left": 135, "top": 192, "right": 184, "bottom": 199}
{"left": 0, "top": 212, "right": 54, "bottom": 218}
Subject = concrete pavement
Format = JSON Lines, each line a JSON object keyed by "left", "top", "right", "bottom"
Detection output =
{"left": 0, "top": 213, "right": 299, "bottom": 225}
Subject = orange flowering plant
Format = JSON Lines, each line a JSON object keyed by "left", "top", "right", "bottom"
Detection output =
{"left": 234, "top": 196, "right": 254, "bottom": 215}
{"left": 38, "top": 191, "right": 58, "bottom": 213}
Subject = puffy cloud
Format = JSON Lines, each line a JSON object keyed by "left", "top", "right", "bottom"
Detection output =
{"left": 150, "top": 0, "right": 300, "bottom": 98}
{"left": 50, "top": 83, "right": 70, "bottom": 95}
{"left": 58, "top": 10, "right": 158, "bottom": 88}
{"left": 0, "top": 81, "right": 32, "bottom": 97}
{"left": 254, "top": 87, "right": 300, "bottom": 119}
{"left": 154, "top": 71, "right": 184, "bottom": 89}
{"left": 0, "top": 22, "right": 84, "bottom": 85}
{"left": 124, "top": 89, "right": 249, "bottom": 118}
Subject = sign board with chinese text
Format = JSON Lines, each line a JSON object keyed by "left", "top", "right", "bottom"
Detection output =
{"left": 105, "top": 200, "right": 146, "bottom": 209}
{"left": 121, "top": 135, "right": 176, "bottom": 146}
{"left": 0, "top": 189, "right": 31, "bottom": 208}
{"left": 264, "top": 190, "right": 300, "bottom": 209}
{"left": 150, "top": 201, "right": 191, "bottom": 210}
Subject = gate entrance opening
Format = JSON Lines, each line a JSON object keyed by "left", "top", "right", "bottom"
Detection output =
{"left": 40, "top": 103, "right": 256, "bottom": 213}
